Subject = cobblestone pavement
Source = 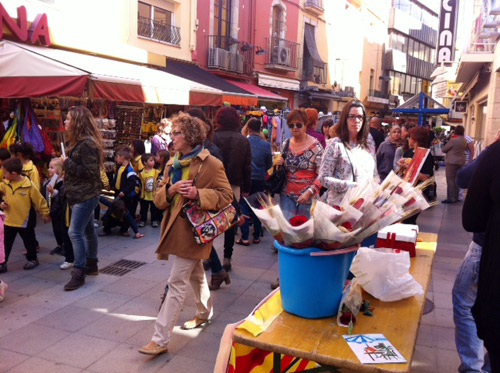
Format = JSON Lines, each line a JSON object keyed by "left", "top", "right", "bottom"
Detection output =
{"left": 0, "top": 168, "right": 467, "bottom": 372}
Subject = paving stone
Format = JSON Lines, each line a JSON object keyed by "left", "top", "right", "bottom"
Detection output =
{"left": 87, "top": 343, "right": 170, "bottom": 373}
{"left": 6, "top": 356, "right": 81, "bottom": 373}
{"left": 36, "top": 305, "right": 105, "bottom": 332}
{"left": 436, "top": 347, "right": 461, "bottom": 372}
{"left": 0, "top": 323, "right": 70, "bottom": 355}
{"left": 73, "top": 290, "right": 135, "bottom": 311}
{"left": 37, "top": 333, "right": 119, "bottom": 369}
{"left": 101, "top": 276, "right": 158, "bottom": 296}
{"left": 0, "top": 349, "right": 30, "bottom": 373}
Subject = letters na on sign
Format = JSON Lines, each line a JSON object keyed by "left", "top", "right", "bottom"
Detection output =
{"left": 0, "top": 3, "right": 51, "bottom": 46}
{"left": 437, "top": 0, "right": 458, "bottom": 64}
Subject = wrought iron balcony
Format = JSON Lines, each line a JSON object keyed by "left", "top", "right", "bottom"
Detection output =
{"left": 264, "top": 37, "right": 300, "bottom": 71}
{"left": 304, "top": 0, "right": 324, "bottom": 14}
{"left": 206, "top": 35, "right": 253, "bottom": 75}
{"left": 301, "top": 58, "right": 327, "bottom": 84}
{"left": 138, "top": 16, "right": 181, "bottom": 46}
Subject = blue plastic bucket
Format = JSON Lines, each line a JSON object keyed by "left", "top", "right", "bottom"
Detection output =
{"left": 275, "top": 241, "right": 357, "bottom": 319}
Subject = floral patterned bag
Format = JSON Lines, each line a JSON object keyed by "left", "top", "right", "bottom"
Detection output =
{"left": 181, "top": 201, "right": 238, "bottom": 244}
{"left": 181, "top": 162, "right": 238, "bottom": 244}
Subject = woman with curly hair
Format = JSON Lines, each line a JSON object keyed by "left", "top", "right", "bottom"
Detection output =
{"left": 139, "top": 112, "right": 232, "bottom": 356}
{"left": 62, "top": 106, "right": 103, "bottom": 291}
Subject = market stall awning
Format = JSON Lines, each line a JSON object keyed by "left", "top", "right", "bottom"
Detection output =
{"left": 7, "top": 42, "right": 221, "bottom": 105}
{"left": 224, "top": 79, "right": 287, "bottom": 102}
{"left": 162, "top": 60, "right": 258, "bottom": 106}
{"left": 0, "top": 41, "right": 88, "bottom": 98}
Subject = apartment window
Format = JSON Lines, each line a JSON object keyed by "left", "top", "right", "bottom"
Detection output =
{"left": 214, "top": 0, "right": 231, "bottom": 48}
{"left": 408, "top": 38, "right": 414, "bottom": 57}
{"left": 370, "top": 69, "right": 374, "bottom": 92}
{"left": 272, "top": 5, "right": 284, "bottom": 38}
{"left": 138, "top": 2, "right": 179, "bottom": 45}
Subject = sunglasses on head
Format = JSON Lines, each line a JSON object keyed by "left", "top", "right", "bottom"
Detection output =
{"left": 288, "top": 122, "right": 304, "bottom": 129}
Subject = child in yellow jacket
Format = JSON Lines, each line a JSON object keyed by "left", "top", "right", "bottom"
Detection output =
{"left": 0, "top": 158, "right": 50, "bottom": 272}
{"left": 138, "top": 153, "right": 161, "bottom": 227}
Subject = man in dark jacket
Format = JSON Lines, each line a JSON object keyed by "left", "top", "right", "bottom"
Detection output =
{"left": 238, "top": 118, "right": 272, "bottom": 245}
{"left": 213, "top": 107, "right": 252, "bottom": 271}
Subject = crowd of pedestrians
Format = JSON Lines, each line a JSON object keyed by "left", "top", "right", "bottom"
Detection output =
{"left": 0, "top": 100, "right": 495, "bottom": 371}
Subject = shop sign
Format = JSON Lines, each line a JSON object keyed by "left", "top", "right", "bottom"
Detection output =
{"left": 454, "top": 101, "right": 466, "bottom": 113}
{"left": 437, "top": 0, "right": 458, "bottom": 64}
{"left": 0, "top": 3, "right": 51, "bottom": 46}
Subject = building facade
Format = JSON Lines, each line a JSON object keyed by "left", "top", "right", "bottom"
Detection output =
{"left": 455, "top": 0, "right": 500, "bottom": 147}
{"left": 384, "top": 0, "right": 439, "bottom": 107}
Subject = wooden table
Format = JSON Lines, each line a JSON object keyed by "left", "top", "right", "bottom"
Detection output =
{"left": 233, "top": 233, "right": 437, "bottom": 373}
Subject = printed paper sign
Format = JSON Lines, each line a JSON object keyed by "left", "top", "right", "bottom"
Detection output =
{"left": 343, "top": 334, "right": 407, "bottom": 364}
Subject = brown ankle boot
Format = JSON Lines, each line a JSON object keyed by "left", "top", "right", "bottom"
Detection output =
{"left": 209, "top": 270, "right": 231, "bottom": 290}
{"left": 86, "top": 258, "right": 99, "bottom": 276}
{"left": 64, "top": 268, "right": 85, "bottom": 291}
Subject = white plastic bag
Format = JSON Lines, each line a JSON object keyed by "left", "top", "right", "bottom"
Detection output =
{"left": 350, "top": 247, "right": 423, "bottom": 302}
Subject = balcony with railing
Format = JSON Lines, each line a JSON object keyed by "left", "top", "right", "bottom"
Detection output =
{"left": 206, "top": 35, "right": 253, "bottom": 75}
{"left": 138, "top": 16, "right": 181, "bottom": 46}
{"left": 264, "top": 37, "right": 300, "bottom": 71}
{"left": 304, "top": 0, "right": 324, "bottom": 15}
{"left": 301, "top": 58, "right": 327, "bottom": 84}
{"left": 367, "top": 89, "right": 389, "bottom": 104}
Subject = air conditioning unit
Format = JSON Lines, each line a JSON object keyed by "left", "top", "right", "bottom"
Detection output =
{"left": 228, "top": 52, "right": 244, "bottom": 73}
{"left": 208, "top": 47, "right": 229, "bottom": 70}
{"left": 271, "top": 46, "right": 291, "bottom": 65}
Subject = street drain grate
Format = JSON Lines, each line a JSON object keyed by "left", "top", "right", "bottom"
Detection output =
{"left": 100, "top": 259, "right": 147, "bottom": 276}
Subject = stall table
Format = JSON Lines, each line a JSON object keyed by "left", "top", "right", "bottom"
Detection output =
{"left": 232, "top": 233, "right": 437, "bottom": 372}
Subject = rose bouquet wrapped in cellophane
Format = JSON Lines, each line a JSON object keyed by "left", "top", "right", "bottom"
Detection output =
{"left": 312, "top": 200, "right": 362, "bottom": 250}
{"left": 244, "top": 193, "right": 284, "bottom": 243}
{"left": 245, "top": 193, "right": 315, "bottom": 248}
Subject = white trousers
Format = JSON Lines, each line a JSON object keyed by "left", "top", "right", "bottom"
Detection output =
{"left": 152, "top": 255, "right": 213, "bottom": 346}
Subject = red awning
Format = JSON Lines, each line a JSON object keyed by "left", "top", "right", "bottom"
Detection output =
{"left": 222, "top": 93, "right": 258, "bottom": 106}
{"left": 0, "top": 40, "right": 88, "bottom": 98}
{"left": 89, "top": 80, "right": 145, "bottom": 102}
{"left": 225, "top": 79, "right": 288, "bottom": 102}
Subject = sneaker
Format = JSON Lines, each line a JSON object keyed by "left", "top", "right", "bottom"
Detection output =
{"left": 23, "top": 260, "right": 39, "bottom": 270}
{"left": 0, "top": 280, "right": 7, "bottom": 302}
{"left": 60, "top": 261, "right": 74, "bottom": 270}
{"left": 138, "top": 221, "right": 146, "bottom": 228}
{"left": 0, "top": 262, "right": 7, "bottom": 273}
{"left": 152, "top": 221, "right": 159, "bottom": 228}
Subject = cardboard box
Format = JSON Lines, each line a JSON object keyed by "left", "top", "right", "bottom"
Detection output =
{"left": 376, "top": 224, "right": 418, "bottom": 257}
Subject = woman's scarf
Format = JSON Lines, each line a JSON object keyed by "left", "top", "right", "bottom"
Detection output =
{"left": 169, "top": 144, "right": 204, "bottom": 184}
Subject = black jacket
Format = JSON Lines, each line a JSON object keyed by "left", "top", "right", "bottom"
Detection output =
{"left": 213, "top": 129, "right": 252, "bottom": 194}
{"left": 462, "top": 139, "right": 500, "bottom": 347}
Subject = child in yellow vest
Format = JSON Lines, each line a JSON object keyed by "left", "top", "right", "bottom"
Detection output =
{"left": 0, "top": 158, "right": 50, "bottom": 273}
{"left": 138, "top": 153, "right": 161, "bottom": 228}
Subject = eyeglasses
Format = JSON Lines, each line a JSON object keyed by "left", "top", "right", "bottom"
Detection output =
{"left": 171, "top": 131, "right": 182, "bottom": 137}
{"left": 288, "top": 122, "right": 304, "bottom": 129}
{"left": 347, "top": 115, "right": 364, "bottom": 121}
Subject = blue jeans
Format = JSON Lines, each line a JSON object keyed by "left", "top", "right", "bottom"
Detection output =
{"left": 68, "top": 196, "right": 99, "bottom": 269}
{"left": 452, "top": 241, "right": 491, "bottom": 373}
{"left": 279, "top": 194, "right": 312, "bottom": 221}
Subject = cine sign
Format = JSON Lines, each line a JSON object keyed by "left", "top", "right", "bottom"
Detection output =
{"left": 437, "top": 0, "right": 458, "bottom": 64}
{"left": 0, "top": 3, "right": 51, "bottom": 46}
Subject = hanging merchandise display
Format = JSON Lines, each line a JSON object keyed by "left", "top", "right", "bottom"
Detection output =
{"left": 0, "top": 103, "right": 20, "bottom": 149}
{"left": 21, "top": 102, "right": 45, "bottom": 153}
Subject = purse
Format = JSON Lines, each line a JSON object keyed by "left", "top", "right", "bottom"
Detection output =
{"left": 265, "top": 139, "right": 290, "bottom": 196}
{"left": 181, "top": 162, "right": 238, "bottom": 245}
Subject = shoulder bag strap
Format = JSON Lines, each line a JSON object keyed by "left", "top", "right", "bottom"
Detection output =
{"left": 343, "top": 142, "right": 356, "bottom": 182}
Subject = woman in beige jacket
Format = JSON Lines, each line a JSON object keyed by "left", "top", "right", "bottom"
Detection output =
{"left": 139, "top": 112, "right": 233, "bottom": 356}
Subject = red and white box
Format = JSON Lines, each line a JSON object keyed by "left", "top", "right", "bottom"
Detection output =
{"left": 376, "top": 224, "right": 419, "bottom": 257}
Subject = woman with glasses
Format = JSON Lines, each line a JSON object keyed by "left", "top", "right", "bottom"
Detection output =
{"left": 319, "top": 100, "right": 377, "bottom": 206}
{"left": 139, "top": 112, "right": 232, "bottom": 355}
{"left": 276, "top": 108, "right": 324, "bottom": 219}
